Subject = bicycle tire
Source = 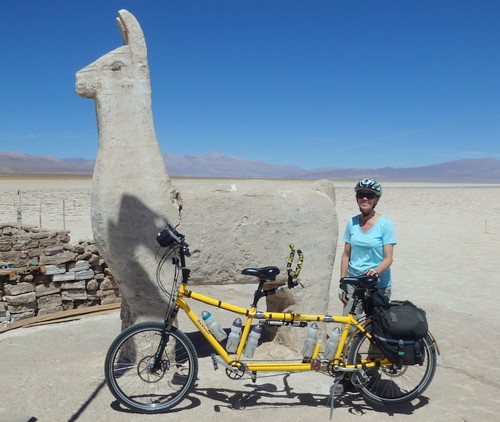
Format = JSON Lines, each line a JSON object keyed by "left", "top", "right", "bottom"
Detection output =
{"left": 347, "top": 325, "right": 437, "bottom": 406}
{"left": 104, "top": 321, "right": 198, "bottom": 413}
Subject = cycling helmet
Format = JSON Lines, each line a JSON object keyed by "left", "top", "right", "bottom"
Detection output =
{"left": 354, "top": 178, "right": 382, "bottom": 196}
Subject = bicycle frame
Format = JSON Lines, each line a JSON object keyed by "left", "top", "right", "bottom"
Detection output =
{"left": 155, "top": 228, "right": 389, "bottom": 375}
{"left": 171, "top": 282, "right": 386, "bottom": 374}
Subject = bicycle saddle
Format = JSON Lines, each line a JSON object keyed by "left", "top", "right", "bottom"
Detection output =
{"left": 340, "top": 275, "right": 379, "bottom": 289}
{"left": 242, "top": 266, "right": 280, "bottom": 281}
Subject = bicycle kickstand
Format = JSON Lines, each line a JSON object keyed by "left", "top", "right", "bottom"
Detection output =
{"left": 329, "top": 377, "right": 342, "bottom": 420}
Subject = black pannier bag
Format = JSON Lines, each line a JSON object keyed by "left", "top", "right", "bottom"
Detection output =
{"left": 371, "top": 300, "right": 428, "bottom": 367}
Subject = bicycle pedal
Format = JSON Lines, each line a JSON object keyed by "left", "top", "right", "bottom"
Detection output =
{"left": 351, "top": 369, "right": 369, "bottom": 387}
{"left": 211, "top": 354, "right": 218, "bottom": 371}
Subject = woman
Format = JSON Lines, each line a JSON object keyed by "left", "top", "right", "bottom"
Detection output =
{"left": 339, "top": 178, "right": 396, "bottom": 316}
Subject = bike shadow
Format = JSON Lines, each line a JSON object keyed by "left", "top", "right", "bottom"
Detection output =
{"left": 195, "top": 375, "right": 329, "bottom": 411}
{"left": 108, "top": 372, "right": 430, "bottom": 417}
{"left": 336, "top": 393, "right": 430, "bottom": 416}
{"left": 181, "top": 331, "right": 430, "bottom": 416}
{"left": 108, "top": 373, "right": 329, "bottom": 415}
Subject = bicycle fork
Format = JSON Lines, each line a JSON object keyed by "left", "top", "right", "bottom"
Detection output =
{"left": 150, "top": 308, "right": 179, "bottom": 372}
{"left": 150, "top": 329, "right": 171, "bottom": 373}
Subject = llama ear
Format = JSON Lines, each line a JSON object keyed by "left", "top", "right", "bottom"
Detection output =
{"left": 116, "top": 14, "right": 128, "bottom": 45}
{"left": 116, "top": 9, "right": 147, "bottom": 64}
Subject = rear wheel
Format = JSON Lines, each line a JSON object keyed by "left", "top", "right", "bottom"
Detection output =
{"left": 104, "top": 321, "right": 198, "bottom": 413}
{"left": 347, "top": 326, "right": 437, "bottom": 405}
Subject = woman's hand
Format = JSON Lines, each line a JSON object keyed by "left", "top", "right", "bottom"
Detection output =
{"left": 364, "top": 268, "right": 379, "bottom": 277}
{"left": 338, "top": 284, "right": 349, "bottom": 304}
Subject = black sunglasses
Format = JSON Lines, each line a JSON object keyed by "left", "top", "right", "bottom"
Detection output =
{"left": 356, "top": 191, "right": 377, "bottom": 199}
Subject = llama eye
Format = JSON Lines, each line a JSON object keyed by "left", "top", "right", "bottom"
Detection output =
{"left": 110, "top": 61, "right": 123, "bottom": 71}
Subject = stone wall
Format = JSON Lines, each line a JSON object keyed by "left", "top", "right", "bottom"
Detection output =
{"left": 0, "top": 223, "right": 120, "bottom": 324}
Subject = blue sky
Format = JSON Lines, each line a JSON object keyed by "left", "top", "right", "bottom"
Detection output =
{"left": 0, "top": 0, "right": 499, "bottom": 170}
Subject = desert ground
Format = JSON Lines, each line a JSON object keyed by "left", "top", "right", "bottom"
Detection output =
{"left": 1, "top": 176, "right": 500, "bottom": 422}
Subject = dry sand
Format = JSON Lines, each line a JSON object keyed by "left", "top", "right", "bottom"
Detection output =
{"left": 1, "top": 177, "right": 500, "bottom": 421}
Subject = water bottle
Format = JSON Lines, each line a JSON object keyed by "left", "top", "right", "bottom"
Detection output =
{"left": 301, "top": 323, "right": 319, "bottom": 359}
{"left": 243, "top": 324, "right": 262, "bottom": 358}
{"left": 324, "top": 327, "right": 341, "bottom": 360}
{"left": 226, "top": 318, "right": 242, "bottom": 353}
{"left": 202, "top": 311, "right": 227, "bottom": 342}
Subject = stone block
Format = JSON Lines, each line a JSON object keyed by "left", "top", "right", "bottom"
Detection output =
{"left": 61, "top": 280, "right": 86, "bottom": 290}
{"left": 28, "top": 248, "right": 43, "bottom": 258}
{"left": 44, "top": 264, "right": 67, "bottom": 275}
{"left": 77, "top": 251, "right": 92, "bottom": 261}
{"left": 38, "top": 294, "right": 62, "bottom": 308}
{"left": 37, "top": 305, "right": 63, "bottom": 315}
{"left": 52, "top": 272, "right": 76, "bottom": 282}
{"left": 35, "top": 282, "right": 61, "bottom": 297}
{"left": 100, "top": 276, "right": 117, "bottom": 290}
{"left": 1, "top": 227, "right": 13, "bottom": 235}
{"left": 57, "top": 232, "right": 71, "bottom": 243}
{"left": 39, "top": 238, "right": 59, "bottom": 248}
{"left": 86, "top": 279, "right": 99, "bottom": 291}
{"left": 30, "top": 230, "right": 51, "bottom": 240}
{"left": 61, "top": 289, "right": 87, "bottom": 301}
{"left": 4, "top": 292, "right": 37, "bottom": 306}
{"left": 68, "top": 261, "right": 90, "bottom": 272}
{"left": 40, "top": 250, "right": 78, "bottom": 265}
{"left": 85, "top": 244, "right": 99, "bottom": 254}
{"left": 63, "top": 243, "right": 84, "bottom": 253}
{"left": 93, "top": 273, "right": 105, "bottom": 281}
{"left": 75, "top": 269, "right": 94, "bottom": 280}
{"left": 3, "top": 282, "right": 35, "bottom": 296}
{"left": 0, "top": 239, "right": 12, "bottom": 251}
{"left": 10, "top": 310, "right": 35, "bottom": 320}
{"left": 43, "top": 246, "right": 65, "bottom": 256}
{"left": 20, "top": 274, "right": 34, "bottom": 282}
{"left": 87, "top": 293, "right": 99, "bottom": 301}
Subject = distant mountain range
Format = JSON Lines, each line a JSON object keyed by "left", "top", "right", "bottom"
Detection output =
{"left": 1, "top": 151, "right": 499, "bottom": 183}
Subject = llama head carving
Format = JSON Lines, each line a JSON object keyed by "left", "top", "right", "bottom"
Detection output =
{"left": 76, "top": 9, "right": 149, "bottom": 99}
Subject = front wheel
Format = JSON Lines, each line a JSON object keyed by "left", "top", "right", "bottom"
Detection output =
{"left": 347, "top": 326, "right": 437, "bottom": 406}
{"left": 104, "top": 321, "right": 198, "bottom": 413}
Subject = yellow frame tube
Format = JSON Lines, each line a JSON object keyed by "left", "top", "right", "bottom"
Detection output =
{"left": 175, "top": 285, "right": 384, "bottom": 371}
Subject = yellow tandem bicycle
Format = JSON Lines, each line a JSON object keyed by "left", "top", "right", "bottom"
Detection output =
{"left": 104, "top": 224, "right": 438, "bottom": 414}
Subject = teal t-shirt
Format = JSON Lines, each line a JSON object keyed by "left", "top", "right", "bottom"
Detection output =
{"left": 343, "top": 215, "right": 396, "bottom": 288}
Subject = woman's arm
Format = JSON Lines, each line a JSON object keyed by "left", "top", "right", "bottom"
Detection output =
{"left": 339, "top": 242, "right": 351, "bottom": 304}
{"left": 340, "top": 242, "right": 351, "bottom": 278}
{"left": 366, "top": 243, "right": 394, "bottom": 276}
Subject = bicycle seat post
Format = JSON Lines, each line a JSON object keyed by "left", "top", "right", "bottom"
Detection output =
{"left": 348, "top": 289, "right": 364, "bottom": 316}
{"left": 251, "top": 278, "right": 267, "bottom": 308}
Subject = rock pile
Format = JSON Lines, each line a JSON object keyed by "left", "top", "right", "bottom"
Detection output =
{"left": 0, "top": 223, "right": 120, "bottom": 324}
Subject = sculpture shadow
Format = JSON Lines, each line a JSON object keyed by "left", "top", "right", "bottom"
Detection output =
{"left": 106, "top": 193, "right": 175, "bottom": 326}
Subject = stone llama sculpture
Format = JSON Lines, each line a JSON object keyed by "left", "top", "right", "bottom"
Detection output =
{"left": 76, "top": 10, "right": 180, "bottom": 328}
{"left": 76, "top": 10, "right": 338, "bottom": 350}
